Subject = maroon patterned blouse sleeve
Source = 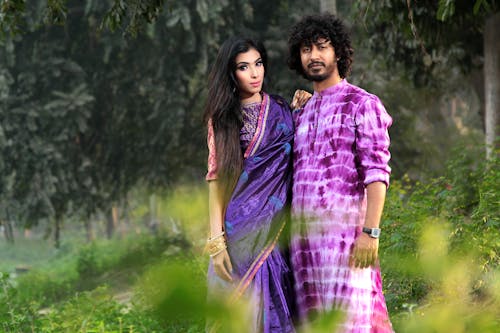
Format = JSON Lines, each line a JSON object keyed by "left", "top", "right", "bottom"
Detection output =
{"left": 206, "top": 118, "right": 218, "bottom": 181}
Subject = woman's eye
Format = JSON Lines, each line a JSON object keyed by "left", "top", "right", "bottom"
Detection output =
{"left": 237, "top": 65, "right": 248, "bottom": 71}
{"left": 256, "top": 61, "right": 263, "bottom": 66}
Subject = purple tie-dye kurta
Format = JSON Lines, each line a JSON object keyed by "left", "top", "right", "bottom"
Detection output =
{"left": 291, "top": 79, "right": 394, "bottom": 332}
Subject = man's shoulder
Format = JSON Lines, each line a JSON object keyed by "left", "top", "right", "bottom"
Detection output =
{"left": 343, "top": 83, "right": 390, "bottom": 121}
{"left": 343, "top": 81, "right": 381, "bottom": 106}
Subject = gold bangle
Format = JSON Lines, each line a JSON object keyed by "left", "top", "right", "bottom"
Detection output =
{"left": 206, "top": 236, "right": 226, "bottom": 256}
{"left": 208, "top": 231, "right": 225, "bottom": 241}
{"left": 209, "top": 247, "right": 226, "bottom": 258}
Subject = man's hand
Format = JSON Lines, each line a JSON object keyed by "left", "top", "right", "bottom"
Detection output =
{"left": 212, "top": 248, "right": 233, "bottom": 282}
{"left": 349, "top": 233, "right": 379, "bottom": 268}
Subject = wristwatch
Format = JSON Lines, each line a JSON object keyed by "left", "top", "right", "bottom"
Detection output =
{"left": 362, "top": 227, "right": 381, "bottom": 239}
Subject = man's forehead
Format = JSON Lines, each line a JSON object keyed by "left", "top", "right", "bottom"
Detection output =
{"left": 301, "top": 36, "right": 331, "bottom": 46}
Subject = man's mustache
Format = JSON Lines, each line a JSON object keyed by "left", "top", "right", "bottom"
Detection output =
{"left": 307, "top": 62, "right": 325, "bottom": 68}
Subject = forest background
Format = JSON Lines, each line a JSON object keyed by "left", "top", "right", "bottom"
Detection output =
{"left": 0, "top": 0, "right": 498, "bottom": 332}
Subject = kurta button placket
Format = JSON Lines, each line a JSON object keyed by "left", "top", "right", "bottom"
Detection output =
{"left": 311, "top": 95, "right": 322, "bottom": 151}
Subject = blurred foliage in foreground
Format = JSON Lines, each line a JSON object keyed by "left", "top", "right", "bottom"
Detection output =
{"left": 1, "top": 148, "right": 498, "bottom": 332}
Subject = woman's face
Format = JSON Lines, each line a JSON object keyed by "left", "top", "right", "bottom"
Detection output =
{"left": 234, "top": 48, "right": 265, "bottom": 102}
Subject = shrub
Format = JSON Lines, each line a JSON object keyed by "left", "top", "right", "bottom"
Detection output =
{"left": 379, "top": 146, "right": 499, "bottom": 324}
{"left": 39, "top": 286, "right": 164, "bottom": 333}
{"left": 76, "top": 243, "right": 101, "bottom": 278}
{"left": 0, "top": 272, "right": 42, "bottom": 332}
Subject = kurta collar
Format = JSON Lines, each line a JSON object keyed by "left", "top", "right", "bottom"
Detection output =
{"left": 313, "top": 78, "right": 348, "bottom": 99}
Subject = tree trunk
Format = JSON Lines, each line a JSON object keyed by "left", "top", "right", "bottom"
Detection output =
{"left": 85, "top": 219, "right": 94, "bottom": 242}
{"left": 484, "top": 12, "right": 500, "bottom": 159}
{"left": 320, "top": 0, "right": 337, "bottom": 14}
{"left": 106, "top": 208, "right": 114, "bottom": 239}
{"left": 106, "top": 205, "right": 118, "bottom": 239}
{"left": 149, "top": 194, "right": 158, "bottom": 235}
{"left": 112, "top": 205, "right": 122, "bottom": 238}
{"left": 24, "top": 229, "right": 32, "bottom": 239}
{"left": 54, "top": 216, "right": 61, "bottom": 249}
{"left": 2, "top": 220, "right": 15, "bottom": 244}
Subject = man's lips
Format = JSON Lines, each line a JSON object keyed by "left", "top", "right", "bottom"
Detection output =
{"left": 308, "top": 62, "right": 325, "bottom": 68}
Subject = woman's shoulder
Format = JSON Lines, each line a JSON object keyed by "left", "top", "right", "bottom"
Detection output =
{"left": 267, "top": 93, "right": 290, "bottom": 109}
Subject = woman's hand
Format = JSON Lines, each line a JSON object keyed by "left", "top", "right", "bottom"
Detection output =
{"left": 291, "top": 89, "right": 312, "bottom": 110}
{"left": 212, "top": 248, "right": 233, "bottom": 282}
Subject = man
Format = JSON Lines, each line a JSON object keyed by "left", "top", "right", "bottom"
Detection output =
{"left": 287, "top": 13, "right": 394, "bottom": 332}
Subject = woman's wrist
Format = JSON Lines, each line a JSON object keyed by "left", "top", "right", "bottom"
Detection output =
{"left": 208, "top": 230, "right": 225, "bottom": 240}
{"left": 210, "top": 228, "right": 224, "bottom": 238}
{"left": 206, "top": 232, "right": 227, "bottom": 257}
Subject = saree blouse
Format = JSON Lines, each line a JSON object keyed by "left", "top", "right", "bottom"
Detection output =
{"left": 206, "top": 100, "right": 262, "bottom": 181}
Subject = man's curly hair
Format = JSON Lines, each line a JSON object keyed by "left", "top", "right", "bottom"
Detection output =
{"left": 287, "top": 13, "right": 354, "bottom": 79}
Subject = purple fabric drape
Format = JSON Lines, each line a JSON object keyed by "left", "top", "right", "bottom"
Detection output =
{"left": 207, "top": 93, "right": 296, "bottom": 333}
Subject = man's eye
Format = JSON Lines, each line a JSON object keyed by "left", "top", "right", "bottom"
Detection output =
{"left": 302, "top": 48, "right": 310, "bottom": 53}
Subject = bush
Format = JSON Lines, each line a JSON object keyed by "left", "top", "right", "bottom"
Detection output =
{"left": 0, "top": 272, "right": 42, "bottom": 332}
{"left": 0, "top": 232, "right": 192, "bottom": 333}
{"left": 39, "top": 286, "right": 164, "bottom": 333}
{"left": 379, "top": 146, "right": 500, "bottom": 328}
{"left": 77, "top": 243, "right": 101, "bottom": 278}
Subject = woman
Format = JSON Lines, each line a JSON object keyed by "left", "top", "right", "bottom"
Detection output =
{"left": 204, "top": 37, "right": 307, "bottom": 333}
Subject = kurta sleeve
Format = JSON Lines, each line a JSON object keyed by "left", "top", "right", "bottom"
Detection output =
{"left": 354, "top": 96, "right": 392, "bottom": 187}
{"left": 206, "top": 118, "right": 218, "bottom": 181}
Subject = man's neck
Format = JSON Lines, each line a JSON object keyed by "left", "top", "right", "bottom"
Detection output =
{"left": 313, "top": 73, "right": 342, "bottom": 93}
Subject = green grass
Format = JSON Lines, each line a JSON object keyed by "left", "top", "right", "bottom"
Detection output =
{"left": 0, "top": 237, "right": 56, "bottom": 272}
{"left": 1, "top": 231, "right": 197, "bottom": 332}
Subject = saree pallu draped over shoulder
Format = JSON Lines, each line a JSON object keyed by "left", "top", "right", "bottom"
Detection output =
{"left": 207, "top": 93, "right": 296, "bottom": 333}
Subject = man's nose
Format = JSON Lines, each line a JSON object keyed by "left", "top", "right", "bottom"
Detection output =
{"left": 310, "top": 46, "right": 320, "bottom": 59}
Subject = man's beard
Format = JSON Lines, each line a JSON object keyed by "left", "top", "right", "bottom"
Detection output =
{"left": 304, "top": 72, "right": 330, "bottom": 82}
{"left": 303, "top": 63, "right": 334, "bottom": 82}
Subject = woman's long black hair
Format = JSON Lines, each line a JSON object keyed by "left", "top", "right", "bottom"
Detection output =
{"left": 203, "top": 36, "right": 268, "bottom": 201}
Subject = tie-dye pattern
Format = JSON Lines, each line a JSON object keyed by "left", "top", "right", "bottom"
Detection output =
{"left": 291, "top": 79, "right": 394, "bottom": 332}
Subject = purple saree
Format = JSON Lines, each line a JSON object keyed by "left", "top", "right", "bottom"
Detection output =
{"left": 206, "top": 93, "right": 296, "bottom": 333}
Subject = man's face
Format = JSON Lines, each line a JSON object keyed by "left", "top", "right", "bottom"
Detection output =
{"left": 300, "top": 37, "right": 337, "bottom": 82}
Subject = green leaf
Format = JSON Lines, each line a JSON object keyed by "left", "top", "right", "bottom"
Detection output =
{"left": 180, "top": 7, "right": 191, "bottom": 30}
{"left": 196, "top": 0, "right": 208, "bottom": 23}
{"left": 437, "top": 0, "right": 455, "bottom": 21}
{"left": 165, "top": 9, "right": 180, "bottom": 27}
{"left": 473, "top": 0, "right": 487, "bottom": 15}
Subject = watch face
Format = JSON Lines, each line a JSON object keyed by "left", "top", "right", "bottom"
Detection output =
{"left": 363, "top": 227, "right": 380, "bottom": 238}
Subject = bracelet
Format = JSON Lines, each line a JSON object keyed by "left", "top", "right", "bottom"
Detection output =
{"left": 208, "top": 231, "right": 225, "bottom": 241}
{"left": 209, "top": 247, "right": 226, "bottom": 258}
{"left": 206, "top": 234, "right": 227, "bottom": 257}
